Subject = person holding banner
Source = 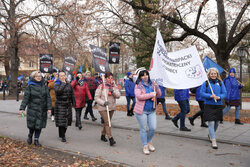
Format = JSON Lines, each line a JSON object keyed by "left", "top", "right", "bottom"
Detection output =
{"left": 200, "top": 68, "right": 227, "bottom": 149}
{"left": 19, "top": 71, "right": 52, "bottom": 146}
{"left": 222, "top": 68, "right": 244, "bottom": 125}
{"left": 95, "top": 72, "right": 121, "bottom": 146}
{"left": 54, "top": 71, "right": 76, "bottom": 142}
{"left": 172, "top": 89, "right": 191, "bottom": 131}
{"left": 71, "top": 72, "right": 92, "bottom": 130}
{"left": 134, "top": 69, "right": 161, "bottom": 155}
{"left": 124, "top": 72, "right": 136, "bottom": 116}
{"left": 157, "top": 86, "right": 172, "bottom": 120}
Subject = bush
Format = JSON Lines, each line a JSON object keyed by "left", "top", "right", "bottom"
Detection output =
{"left": 166, "top": 88, "right": 174, "bottom": 97}
{"left": 243, "top": 78, "right": 250, "bottom": 93}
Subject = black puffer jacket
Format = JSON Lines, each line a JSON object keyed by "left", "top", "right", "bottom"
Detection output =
{"left": 20, "top": 78, "right": 52, "bottom": 129}
{"left": 54, "top": 81, "right": 76, "bottom": 127}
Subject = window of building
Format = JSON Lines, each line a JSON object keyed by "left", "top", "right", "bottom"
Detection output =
{"left": 29, "top": 61, "right": 34, "bottom": 67}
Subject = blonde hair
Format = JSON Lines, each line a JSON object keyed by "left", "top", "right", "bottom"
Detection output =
{"left": 30, "top": 71, "right": 41, "bottom": 79}
{"left": 207, "top": 68, "right": 222, "bottom": 81}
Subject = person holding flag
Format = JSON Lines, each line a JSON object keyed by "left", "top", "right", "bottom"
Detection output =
{"left": 222, "top": 68, "right": 244, "bottom": 125}
{"left": 95, "top": 72, "right": 121, "bottom": 146}
{"left": 134, "top": 69, "right": 161, "bottom": 155}
{"left": 200, "top": 68, "right": 227, "bottom": 149}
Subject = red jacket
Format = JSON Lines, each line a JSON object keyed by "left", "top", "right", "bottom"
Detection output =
{"left": 71, "top": 80, "right": 92, "bottom": 109}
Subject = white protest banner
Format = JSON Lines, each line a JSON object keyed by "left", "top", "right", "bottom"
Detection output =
{"left": 149, "top": 29, "right": 208, "bottom": 89}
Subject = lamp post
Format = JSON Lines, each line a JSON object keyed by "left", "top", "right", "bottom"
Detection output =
{"left": 237, "top": 46, "right": 246, "bottom": 110}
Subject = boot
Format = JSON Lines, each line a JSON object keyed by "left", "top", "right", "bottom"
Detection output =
{"left": 61, "top": 137, "right": 66, "bottom": 142}
{"left": 91, "top": 116, "right": 97, "bottom": 122}
{"left": 109, "top": 137, "right": 116, "bottom": 146}
{"left": 188, "top": 117, "right": 194, "bottom": 126}
{"left": 211, "top": 139, "right": 218, "bottom": 149}
{"left": 235, "top": 119, "right": 244, "bottom": 125}
{"left": 165, "top": 115, "right": 172, "bottom": 120}
{"left": 27, "top": 134, "right": 32, "bottom": 145}
{"left": 127, "top": 110, "right": 132, "bottom": 116}
{"left": 34, "top": 139, "right": 41, "bottom": 147}
{"left": 84, "top": 115, "right": 89, "bottom": 120}
{"left": 131, "top": 108, "right": 134, "bottom": 116}
{"left": 200, "top": 123, "right": 208, "bottom": 128}
{"left": 172, "top": 119, "right": 179, "bottom": 128}
{"left": 101, "top": 135, "right": 108, "bottom": 142}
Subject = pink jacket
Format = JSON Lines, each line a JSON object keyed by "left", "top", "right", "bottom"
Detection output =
{"left": 134, "top": 82, "right": 161, "bottom": 115}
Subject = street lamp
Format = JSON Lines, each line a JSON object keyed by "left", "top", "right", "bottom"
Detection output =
{"left": 237, "top": 46, "right": 246, "bottom": 109}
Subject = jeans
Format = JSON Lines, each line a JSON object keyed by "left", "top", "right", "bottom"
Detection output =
{"left": 136, "top": 110, "right": 156, "bottom": 147}
{"left": 208, "top": 121, "right": 219, "bottom": 139}
{"left": 157, "top": 100, "right": 170, "bottom": 117}
{"left": 173, "top": 100, "right": 190, "bottom": 128}
{"left": 223, "top": 105, "right": 240, "bottom": 119}
{"left": 126, "top": 96, "right": 136, "bottom": 111}
{"left": 29, "top": 128, "right": 41, "bottom": 139}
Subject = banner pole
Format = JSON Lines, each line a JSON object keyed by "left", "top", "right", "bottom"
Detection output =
{"left": 207, "top": 80, "right": 217, "bottom": 102}
{"left": 102, "top": 75, "right": 111, "bottom": 127}
{"left": 153, "top": 81, "right": 156, "bottom": 108}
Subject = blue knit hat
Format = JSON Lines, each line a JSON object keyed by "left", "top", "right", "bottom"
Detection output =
{"left": 229, "top": 68, "right": 236, "bottom": 74}
{"left": 127, "top": 72, "right": 132, "bottom": 77}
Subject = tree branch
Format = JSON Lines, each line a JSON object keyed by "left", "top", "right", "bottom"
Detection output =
{"left": 228, "top": 1, "right": 249, "bottom": 41}
{"left": 194, "top": 0, "right": 209, "bottom": 29}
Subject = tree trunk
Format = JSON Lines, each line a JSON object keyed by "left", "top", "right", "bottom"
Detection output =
{"left": 215, "top": 49, "right": 230, "bottom": 79}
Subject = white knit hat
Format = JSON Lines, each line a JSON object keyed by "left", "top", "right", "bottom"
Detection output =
{"left": 133, "top": 67, "right": 146, "bottom": 82}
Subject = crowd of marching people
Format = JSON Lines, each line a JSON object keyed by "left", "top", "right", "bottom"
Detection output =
{"left": 19, "top": 66, "right": 245, "bottom": 154}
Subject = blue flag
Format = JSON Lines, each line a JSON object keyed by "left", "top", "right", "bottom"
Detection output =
{"left": 202, "top": 56, "right": 224, "bottom": 74}
{"left": 18, "top": 74, "right": 24, "bottom": 81}
{"left": 78, "top": 64, "right": 83, "bottom": 73}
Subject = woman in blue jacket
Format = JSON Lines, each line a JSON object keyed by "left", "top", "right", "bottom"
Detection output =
{"left": 222, "top": 68, "right": 244, "bottom": 125}
{"left": 124, "top": 72, "right": 136, "bottom": 116}
{"left": 172, "top": 89, "right": 191, "bottom": 131}
{"left": 200, "top": 68, "right": 226, "bottom": 149}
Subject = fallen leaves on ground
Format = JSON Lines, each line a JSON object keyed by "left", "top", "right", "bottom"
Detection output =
{"left": 116, "top": 104, "right": 250, "bottom": 124}
{"left": 0, "top": 136, "right": 125, "bottom": 167}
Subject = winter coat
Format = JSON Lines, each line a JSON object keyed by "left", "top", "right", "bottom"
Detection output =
{"left": 195, "top": 86, "right": 204, "bottom": 102}
{"left": 19, "top": 78, "right": 52, "bottom": 129}
{"left": 174, "top": 89, "right": 189, "bottom": 101}
{"left": 95, "top": 83, "right": 121, "bottom": 112}
{"left": 54, "top": 79, "right": 76, "bottom": 127}
{"left": 48, "top": 81, "right": 56, "bottom": 108}
{"left": 85, "top": 77, "right": 98, "bottom": 101}
{"left": 124, "top": 78, "right": 135, "bottom": 97}
{"left": 223, "top": 68, "right": 243, "bottom": 102}
{"left": 71, "top": 79, "right": 92, "bottom": 108}
{"left": 200, "top": 79, "right": 227, "bottom": 105}
{"left": 134, "top": 81, "right": 161, "bottom": 115}
{"left": 157, "top": 86, "right": 166, "bottom": 99}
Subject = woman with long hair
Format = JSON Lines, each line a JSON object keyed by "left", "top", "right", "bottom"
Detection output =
{"left": 200, "top": 68, "right": 227, "bottom": 149}
{"left": 134, "top": 69, "right": 161, "bottom": 155}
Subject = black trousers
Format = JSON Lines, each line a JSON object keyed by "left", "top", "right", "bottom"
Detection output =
{"left": 191, "top": 101, "right": 205, "bottom": 124}
{"left": 85, "top": 100, "right": 95, "bottom": 117}
{"left": 29, "top": 128, "right": 41, "bottom": 139}
{"left": 75, "top": 108, "right": 83, "bottom": 127}
{"left": 58, "top": 126, "right": 67, "bottom": 138}
{"left": 51, "top": 108, "right": 54, "bottom": 116}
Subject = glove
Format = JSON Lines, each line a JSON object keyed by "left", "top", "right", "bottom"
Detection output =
{"left": 104, "top": 101, "right": 109, "bottom": 106}
{"left": 76, "top": 76, "right": 80, "bottom": 81}
{"left": 109, "top": 88, "right": 114, "bottom": 93}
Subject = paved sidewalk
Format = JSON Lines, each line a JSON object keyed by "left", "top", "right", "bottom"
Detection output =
{"left": 0, "top": 99, "right": 249, "bottom": 146}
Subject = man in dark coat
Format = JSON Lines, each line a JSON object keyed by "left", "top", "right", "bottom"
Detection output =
{"left": 20, "top": 71, "right": 52, "bottom": 146}
{"left": 54, "top": 71, "right": 76, "bottom": 142}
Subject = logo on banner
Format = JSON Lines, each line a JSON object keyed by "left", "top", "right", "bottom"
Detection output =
{"left": 185, "top": 65, "right": 203, "bottom": 79}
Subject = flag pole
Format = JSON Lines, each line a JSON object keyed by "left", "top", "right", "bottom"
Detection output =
{"left": 153, "top": 81, "right": 156, "bottom": 108}
{"left": 102, "top": 75, "right": 111, "bottom": 127}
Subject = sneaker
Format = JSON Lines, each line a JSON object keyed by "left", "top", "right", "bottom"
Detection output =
{"left": 147, "top": 143, "right": 155, "bottom": 152}
{"left": 143, "top": 145, "right": 150, "bottom": 155}
{"left": 180, "top": 127, "right": 191, "bottom": 132}
{"left": 51, "top": 115, "right": 55, "bottom": 122}
{"left": 211, "top": 139, "right": 218, "bottom": 149}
